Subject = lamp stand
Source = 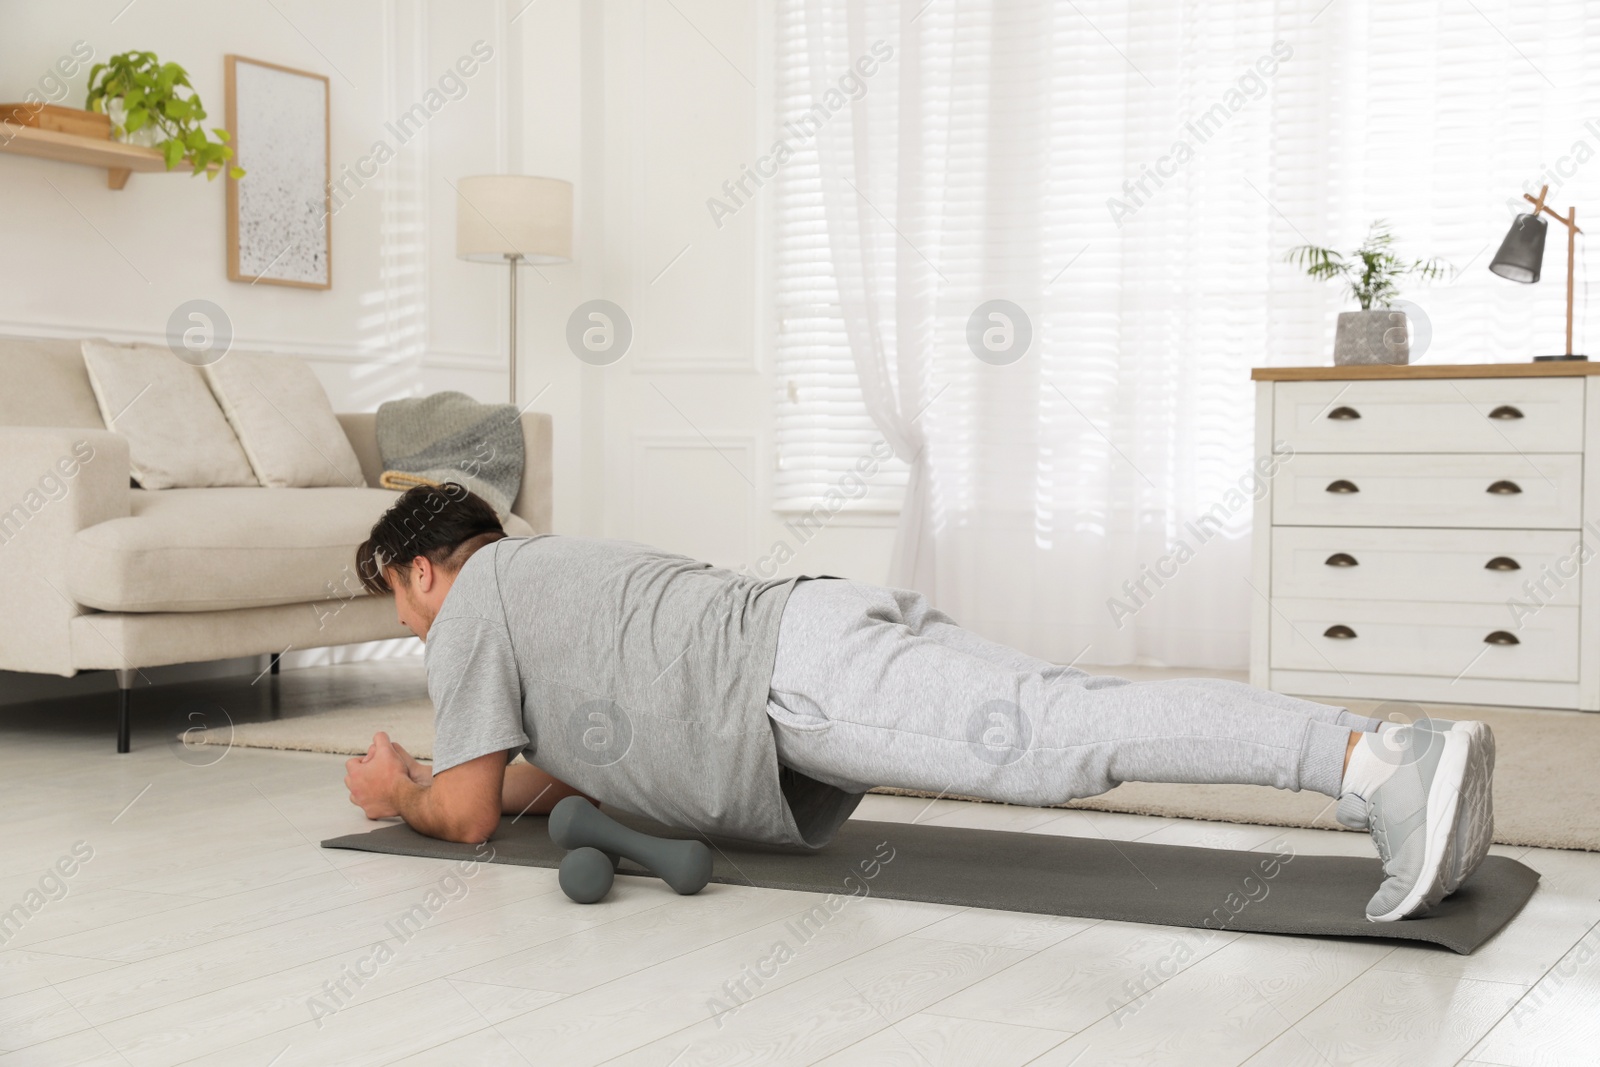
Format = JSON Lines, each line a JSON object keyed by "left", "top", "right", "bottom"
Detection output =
{"left": 502, "top": 252, "right": 521, "bottom": 403}
{"left": 1523, "top": 185, "right": 1587, "bottom": 361}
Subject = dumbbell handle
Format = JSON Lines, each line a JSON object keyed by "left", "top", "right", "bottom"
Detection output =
{"left": 549, "top": 796, "right": 712, "bottom": 895}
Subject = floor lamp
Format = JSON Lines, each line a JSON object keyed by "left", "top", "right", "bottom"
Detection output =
{"left": 455, "top": 175, "right": 575, "bottom": 402}
{"left": 1489, "top": 183, "right": 1586, "bottom": 361}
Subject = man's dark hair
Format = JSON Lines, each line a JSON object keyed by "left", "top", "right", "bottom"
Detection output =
{"left": 356, "top": 482, "right": 506, "bottom": 595}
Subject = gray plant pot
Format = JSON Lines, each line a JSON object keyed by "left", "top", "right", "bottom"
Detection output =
{"left": 1333, "top": 308, "right": 1410, "bottom": 366}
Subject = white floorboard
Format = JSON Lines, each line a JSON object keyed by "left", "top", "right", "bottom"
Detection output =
{"left": 0, "top": 660, "right": 1593, "bottom": 1066}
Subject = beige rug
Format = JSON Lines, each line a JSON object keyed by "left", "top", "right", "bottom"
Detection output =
{"left": 203, "top": 696, "right": 1600, "bottom": 852}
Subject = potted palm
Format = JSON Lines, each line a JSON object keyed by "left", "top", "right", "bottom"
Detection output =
{"left": 1287, "top": 222, "right": 1449, "bottom": 365}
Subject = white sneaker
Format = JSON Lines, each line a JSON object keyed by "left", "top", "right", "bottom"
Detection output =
{"left": 1420, "top": 717, "right": 1496, "bottom": 893}
{"left": 1335, "top": 720, "right": 1475, "bottom": 921}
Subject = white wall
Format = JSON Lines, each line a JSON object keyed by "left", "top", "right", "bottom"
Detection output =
{"left": 0, "top": 0, "right": 591, "bottom": 497}
{"left": 4, "top": 5, "right": 437, "bottom": 382}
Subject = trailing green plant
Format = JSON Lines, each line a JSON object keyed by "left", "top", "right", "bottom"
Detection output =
{"left": 85, "top": 51, "right": 243, "bottom": 180}
{"left": 1286, "top": 221, "right": 1448, "bottom": 309}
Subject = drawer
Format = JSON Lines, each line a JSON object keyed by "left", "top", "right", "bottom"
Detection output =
{"left": 1271, "top": 453, "right": 1583, "bottom": 529}
{"left": 1271, "top": 526, "right": 1585, "bottom": 605}
{"left": 1273, "top": 377, "right": 1585, "bottom": 453}
{"left": 1268, "top": 598, "right": 1578, "bottom": 682}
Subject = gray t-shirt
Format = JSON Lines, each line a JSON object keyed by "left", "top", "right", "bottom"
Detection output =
{"left": 424, "top": 535, "right": 862, "bottom": 849}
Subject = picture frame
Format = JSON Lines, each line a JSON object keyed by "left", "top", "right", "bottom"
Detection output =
{"left": 224, "top": 55, "right": 331, "bottom": 289}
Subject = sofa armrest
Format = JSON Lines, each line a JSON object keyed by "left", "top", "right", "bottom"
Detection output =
{"left": 336, "top": 410, "right": 552, "bottom": 533}
{"left": 0, "top": 428, "right": 130, "bottom": 675}
{"left": 335, "top": 412, "right": 382, "bottom": 488}
{"left": 509, "top": 412, "right": 553, "bottom": 534}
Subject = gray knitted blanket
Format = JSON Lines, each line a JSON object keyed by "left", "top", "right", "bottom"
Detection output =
{"left": 374, "top": 392, "right": 524, "bottom": 519}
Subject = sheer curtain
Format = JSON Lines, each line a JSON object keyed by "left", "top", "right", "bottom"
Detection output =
{"left": 775, "top": 0, "right": 1600, "bottom": 670}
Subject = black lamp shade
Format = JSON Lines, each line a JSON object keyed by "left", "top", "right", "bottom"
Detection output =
{"left": 1489, "top": 212, "right": 1548, "bottom": 283}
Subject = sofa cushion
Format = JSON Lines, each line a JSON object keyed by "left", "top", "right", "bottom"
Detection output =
{"left": 82, "top": 341, "right": 258, "bottom": 489}
{"left": 204, "top": 352, "right": 367, "bottom": 488}
{"left": 0, "top": 337, "right": 107, "bottom": 429}
{"left": 69, "top": 486, "right": 535, "bottom": 613}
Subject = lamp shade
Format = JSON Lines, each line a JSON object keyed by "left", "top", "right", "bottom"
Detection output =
{"left": 1488, "top": 212, "right": 1547, "bottom": 284}
{"left": 455, "top": 175, "right": 573, "bottom": 264}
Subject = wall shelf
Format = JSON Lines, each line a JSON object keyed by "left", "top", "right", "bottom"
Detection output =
{"left": 0, "top": 124, "right": 181, "bottom": 189}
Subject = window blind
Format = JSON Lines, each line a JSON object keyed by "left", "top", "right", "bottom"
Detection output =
{"left": 770, "top": 1, "right": 907, "bottom": 513}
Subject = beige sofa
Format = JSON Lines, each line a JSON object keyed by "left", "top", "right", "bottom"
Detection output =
{"left": 0, "top": 338, "right": 553, "bottom": 751}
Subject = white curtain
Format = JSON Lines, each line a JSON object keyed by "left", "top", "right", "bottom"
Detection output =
{"left": 782, "top": 0, "right": 1600, "bottom": 670}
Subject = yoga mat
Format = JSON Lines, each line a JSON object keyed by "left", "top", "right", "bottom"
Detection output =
{"left": 322, "top": 811, "right": 1540, "bottom": 955}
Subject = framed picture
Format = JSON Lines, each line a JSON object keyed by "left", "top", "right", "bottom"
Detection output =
{"left": 225, "top": 55, "right": 331, "bottom": 289}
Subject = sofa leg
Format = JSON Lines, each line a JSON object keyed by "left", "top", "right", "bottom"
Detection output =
{"left": 261, "top": 652, "right": 282, "bottom": 719}
{"left": 115, "top": 668, "right": 136, "bottom": 753}
{"left": 269, "top": 654, "right": 281, "bottom": 719}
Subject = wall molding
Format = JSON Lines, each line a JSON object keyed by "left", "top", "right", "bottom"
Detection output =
{"left": 0, "top": 321, "right": 503, "bottom": 371}
{"left": 632, "top": 349, "right": 764, "bottom": 375}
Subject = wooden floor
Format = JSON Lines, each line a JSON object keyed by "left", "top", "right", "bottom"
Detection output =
{"left": 1, "top": 663, "right": 1597, "bottom": 1066}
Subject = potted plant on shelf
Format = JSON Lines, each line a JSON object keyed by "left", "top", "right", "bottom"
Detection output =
{"left": 86, "top": 51, "right": 244, "bottom": 179}
{"left": 1287, "top": 221, "right": 1448, "bottom": 365}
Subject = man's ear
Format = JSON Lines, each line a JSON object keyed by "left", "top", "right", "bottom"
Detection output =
{"left": 412, "top": 555, "right": 435, "bottom": 594}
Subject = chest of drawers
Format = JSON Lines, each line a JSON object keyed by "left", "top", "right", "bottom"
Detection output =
{"left": 1249, "top": 365, "right": 1600, "bottom": 712}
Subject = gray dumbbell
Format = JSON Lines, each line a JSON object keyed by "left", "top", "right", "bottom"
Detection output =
{"left": 549, "top": 796, "right": 713, "bottom": 896}
{"left": 558, "top": 847, "right": 615, "bottom": 904}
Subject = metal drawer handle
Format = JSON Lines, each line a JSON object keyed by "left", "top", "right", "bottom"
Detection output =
{"left": 1323, "top": 624, "right": 1357, "bottom": 639}
{"left": 1327, "top": 406, "right": 1362, "bottom": 420}
{"left": 1486, "top": 480, "right": 1522, "bottom": 495}
{"left": 1324, "top": 553, "right": 1359, "bottom": 567}
{"left": 1488, "top": 405, "right": 1525, "bottom": 420}
{"left": 1484, "top": 630, "right": 1520, "bottom": 645}
{"left": 1485, "top": 556, "right": 1521, "bottom": 571}
{"left": 1325, "top": 479, "right": 1359, "bottom": 494}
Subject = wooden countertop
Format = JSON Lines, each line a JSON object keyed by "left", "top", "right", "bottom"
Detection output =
{"left": 1252, "top": 362, "right": 1600, "bottom": 381}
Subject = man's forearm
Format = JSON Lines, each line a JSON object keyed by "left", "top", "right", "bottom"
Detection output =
{"left": 394, "top": 778, "right": 499, "bottom": 843}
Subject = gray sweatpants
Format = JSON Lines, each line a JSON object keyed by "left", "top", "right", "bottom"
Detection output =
{"left": 765, "top": 578, "right": 1376, "bottom": 804}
